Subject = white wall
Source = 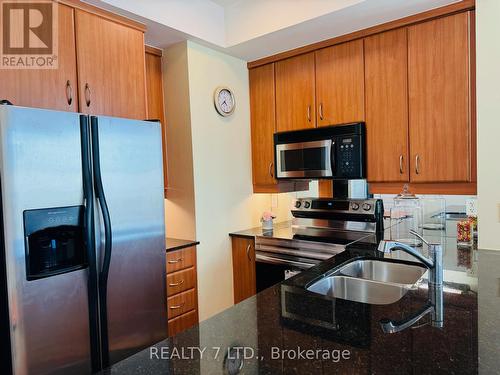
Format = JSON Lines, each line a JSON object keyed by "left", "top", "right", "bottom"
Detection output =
{"left": 476, "top": 0, "right": 500, "bottom": 251}
{"left": 163, "top": 41, "right": 316, "bottom": 321}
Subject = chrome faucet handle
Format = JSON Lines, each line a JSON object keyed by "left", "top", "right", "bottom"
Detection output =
{"left": 409, "top": 229, "right": 429, "bottom": 246}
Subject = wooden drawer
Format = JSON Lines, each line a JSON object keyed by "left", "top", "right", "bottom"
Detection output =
{"left": 168, "top": 309, "right": 198, "bottom": 337}
{"left": 167, "top": 288, "right": 196, "bottom": 319}
{"left": 166, "top": 246, "right": 196, "bottom": 273}
{"left": 167, "top": 267, "right": 196, "bottom": 296}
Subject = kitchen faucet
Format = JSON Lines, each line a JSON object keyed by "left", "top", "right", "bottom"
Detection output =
{"left": 377, "top": 230, "right": 444, "bottom": 333}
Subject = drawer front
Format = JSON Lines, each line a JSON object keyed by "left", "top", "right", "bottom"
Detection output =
{"left": 167, "top": 288, "right": 196, "bottom": 319}
{"left": 166, "top": 246, "right": 196, "bottom": 273}
{"left": 168, "top": 310, "right": 198, "bottom": 337}
{"left": 167, "top": 267, "right": 196, "bottom": 296}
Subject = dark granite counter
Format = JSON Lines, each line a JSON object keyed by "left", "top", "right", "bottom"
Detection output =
{"left": 102, "top": 228, "right": 499, "bottom": 374}
{"left": 166, "top": 238, "right": 199, "bottom": 253}
{"left": 229, "top": 221, "right": 294, "bottom": 240}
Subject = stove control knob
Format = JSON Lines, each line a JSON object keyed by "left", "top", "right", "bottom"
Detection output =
{"left": 294, "top": 201, "right": 302, "bottom": 209}
{"left": 351, "top": 202, "right": 360, "bottom": 211}
{"left": 362, "top": 203, "right": 372, "bottom": 211}
{"left": 304, "top": 201, "right": 311, "bottom": 209}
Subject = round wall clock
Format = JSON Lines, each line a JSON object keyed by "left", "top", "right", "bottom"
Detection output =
{"left": 214, "top": 86, "right": 235, "bottom": 117}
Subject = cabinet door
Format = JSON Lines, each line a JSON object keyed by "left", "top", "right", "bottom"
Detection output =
{"left": 0, "top": 4, "right": 78, "bottom": 112}
{"left": 145, "top": 50, "right": 168, "bottom": 193}
{"left": 275, "top": 53, "right": 316, "bottom": 131}
{"left": 250, "top": 64, "right": 277, "bottom": 188}
{"left": 231, "top": 237, "right": 256, "bottom": 304}
{"left": 364, "top": 28, "right": 409, "bottom": 182}
{"left": 315, "top": 39, "right": 364, "bottom": 127}
{"left": 408, "top": 13, "right": 471, "bottom": 182}
{"left": 75, "top": 10, "right": 146, "bottom": 119}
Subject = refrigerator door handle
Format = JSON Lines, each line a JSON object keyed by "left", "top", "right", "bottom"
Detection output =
{"left": 90, "top": 116, "right": 113, "bottom": 368}
{"left": 80, "top": 115, "right": 102, "bottom": 372}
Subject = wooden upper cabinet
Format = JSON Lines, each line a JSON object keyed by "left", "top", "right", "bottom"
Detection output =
{"left": 145, "top": 48, "right": 168, "bottom": 193}
{"left": 250, "top": 64, "right": 277, "bottom": 188}
{"left": 275, "top": 53, "right": 316, "bottom": 131}
{"left": 0, "top": 4, "right": 78, "bottom": 112}
{"left": 315, "top": 40, "right": 365, "bottom": 127}
{"left": 232, "top": 236, "right": 256, "bottom": 304}
{"left": 75, "top": 10, "right": 147, "bottom": 119}
{"left": 364, "top": 28, "right": 409, "bottom": 182}
{"left": 408, "top": 12, "right": 471, "bottom": 183}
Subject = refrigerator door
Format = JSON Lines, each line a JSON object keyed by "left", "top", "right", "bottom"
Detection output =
{"left": 0, "top": 106, "right": 94, "bottom": 374}
{"left": 91, "top": 116, "right": 167, "bottom": 366}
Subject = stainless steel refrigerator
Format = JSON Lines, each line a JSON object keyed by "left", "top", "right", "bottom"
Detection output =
{"left": 0, "top": 105, "right": 167, "bottom": 374}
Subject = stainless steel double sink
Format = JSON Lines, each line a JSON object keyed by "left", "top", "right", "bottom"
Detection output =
{"left": 307, "top": 259, "right": 426, "bottom": 305}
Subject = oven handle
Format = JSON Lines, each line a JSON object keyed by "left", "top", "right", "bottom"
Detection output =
{"left": 255, "top": 253, "right": 316, "bottom": 269}
{"left": 330, "top": 139, "right": 336, "bottom": 175}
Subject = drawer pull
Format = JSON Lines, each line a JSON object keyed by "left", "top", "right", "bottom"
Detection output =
{"left": 169, "top": 279, "right": 184, "bottom": 287}
{"left": 170, "top": 302, "right": 185, "bottom": 310}
{"left": 415, "top": 155, "right": 421, "bottom": 175}
{"left": 168, "top": 257, "right": 184, "bottom": 264}
{"left": 399, "top": 155, "right": 404, "bottom": 174}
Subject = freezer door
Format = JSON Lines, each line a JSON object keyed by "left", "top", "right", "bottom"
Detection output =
{"left": 92, "top": 116, "right": 167, "bottom": 366}
{"left": 0, "top": 106, "right": 93, "bottom": 374}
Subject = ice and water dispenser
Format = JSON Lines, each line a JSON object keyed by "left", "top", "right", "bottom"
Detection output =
{"left": 23, "top": 206, "right": 87, "bottom": 280}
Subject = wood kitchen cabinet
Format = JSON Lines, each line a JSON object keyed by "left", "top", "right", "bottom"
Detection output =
{"left": 364, "top": 28, "right": 409, "bottom": 182}
{"left": 231, "top": 236, "right": 256, "bottom": 304}
{"left": 166, "top": 246, "right": 199, "bottom": 336}
{"left": 0, "top": 4, "right": 78, "bottom": 112}
{"left": 408, "top": 12, "right": 472, "bottom": 183}
{"left": 145, "top": 46, "right": 168, "bottom": 195}
{"left": 75, "top": 9, "right": 147, "bottom": 120}
{"left": 275, "top": 53, "right": 316, "bottom": 131}
{"left": 249, "top": 64, "right": 310, "bottom": 193}
{"left": 315, "top": 40, "right": 365, "bottom": 127}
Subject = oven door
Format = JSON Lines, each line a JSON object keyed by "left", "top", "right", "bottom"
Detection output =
{"left": 275, "top": 139, "right": 333, "bottom": 179}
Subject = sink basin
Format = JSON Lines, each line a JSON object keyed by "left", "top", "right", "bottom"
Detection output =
{"left": 339, "top": 259, "right": 426, "bottom": 286}
{"left": 307, "top": 275, "right": 409, "bottom": 305}
{"left": 306, "top": 259, "right": 426, "bottom": 305}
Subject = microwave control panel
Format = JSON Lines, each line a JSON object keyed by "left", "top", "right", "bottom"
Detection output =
{"left": 336, "top": 135, "right": 363, "bottom": 178}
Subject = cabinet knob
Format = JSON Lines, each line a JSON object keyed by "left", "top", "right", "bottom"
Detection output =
{"left": 84, "top": 83, "right": 91, "bottom": 107}
{"left": 65, "top": 80, "right": 73, "bottom": 106}
{"left": 415, "top": 155, "right": 421, "bottom": 175}
{"left": 399, "top": 155, "right": 404, "bottom": 174}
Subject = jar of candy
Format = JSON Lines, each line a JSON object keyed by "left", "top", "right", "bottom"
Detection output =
{"left": 457, "top": 220, "right": 472, "bottom": 246}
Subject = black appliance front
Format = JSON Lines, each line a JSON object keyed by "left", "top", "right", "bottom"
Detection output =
{"left": 23, "top": 206, "right": 87, "bottom": 280}
{"left": 274, "top": 122, "right": 366, "bottom": 180}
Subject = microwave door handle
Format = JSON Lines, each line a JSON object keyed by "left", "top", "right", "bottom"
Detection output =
{"left": 330, "top": 140, "right": 336, "bottom": 176}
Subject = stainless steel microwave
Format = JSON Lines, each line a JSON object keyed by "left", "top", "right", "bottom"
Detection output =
{"left": 274, "top": 123, "right": 366, "bottom": 180}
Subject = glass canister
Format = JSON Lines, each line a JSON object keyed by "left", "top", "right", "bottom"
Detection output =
{"left": 390, "top": 184, "right": 424, "bottom": 247}
{"left": 422, "top": 196, "right": 447, "bottom": 231}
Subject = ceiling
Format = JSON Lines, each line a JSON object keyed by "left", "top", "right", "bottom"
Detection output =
{"left": 83, "top": 0, "right": 462, "bottom": 61}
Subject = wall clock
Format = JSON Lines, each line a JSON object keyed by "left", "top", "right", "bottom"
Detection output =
{"left": 214, "top": 86, "right": 235, "bottom": 117}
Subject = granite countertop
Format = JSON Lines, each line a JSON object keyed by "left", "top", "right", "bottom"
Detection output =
{"left": 166, "top": 238, "right": 199, "bottom": 252}
{"left": 104, "top": 226, "right": 498, "bottom": 374}
{"left": 229, "top": 220, "right": 294, "bottom": 240}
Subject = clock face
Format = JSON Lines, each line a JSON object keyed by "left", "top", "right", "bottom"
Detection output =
{"left": 214, "top": 87, "right": 235, "bottom": 116}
